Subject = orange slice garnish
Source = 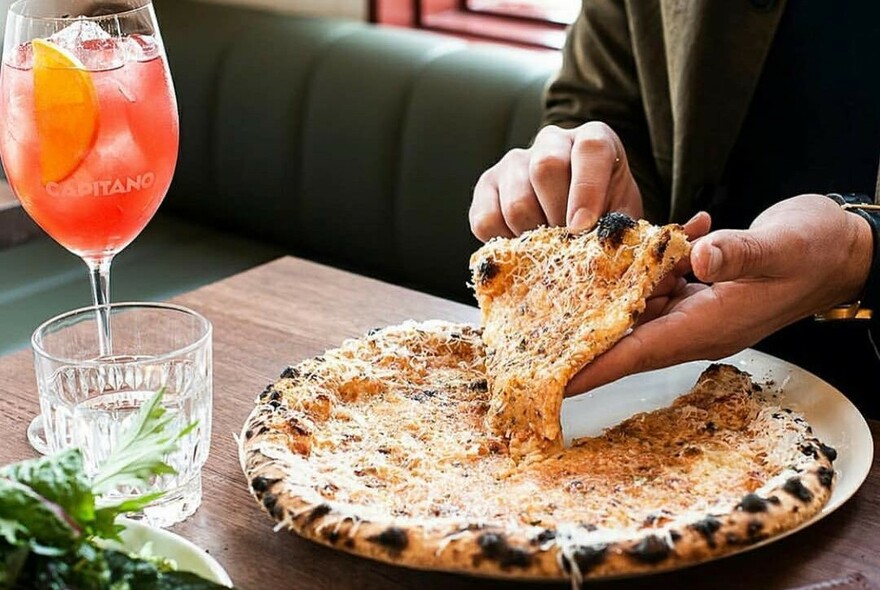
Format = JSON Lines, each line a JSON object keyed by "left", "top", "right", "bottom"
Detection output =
{"left": 32, "top": 38, "right": 99, "bottom": 184}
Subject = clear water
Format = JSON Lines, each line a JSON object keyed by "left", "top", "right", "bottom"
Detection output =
{"left": 39, "top": 357, "right": 211, "bottom": 525}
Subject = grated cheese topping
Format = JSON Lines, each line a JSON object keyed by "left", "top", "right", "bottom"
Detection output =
{"left": 251, "top": 321, "right": 818, "bottom": 543}
{"left": 468, "top": 217, "right": 690, "bottom": 461}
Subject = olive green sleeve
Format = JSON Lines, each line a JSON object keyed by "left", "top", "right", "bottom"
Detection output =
{"left": 543, "top": 0, "right": 667, "bottom": 222}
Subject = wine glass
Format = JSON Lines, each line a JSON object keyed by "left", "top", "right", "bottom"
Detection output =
{"left": 0, "top": 0, "right": 179, "bottom": 453}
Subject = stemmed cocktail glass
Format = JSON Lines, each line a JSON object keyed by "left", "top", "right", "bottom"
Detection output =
{"left": 0, "top": 0, "right": 179, "bottom": 453}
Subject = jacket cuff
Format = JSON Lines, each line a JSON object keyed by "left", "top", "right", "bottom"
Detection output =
{"left": 818, "top": 193, "right": 880, "bottom": 324}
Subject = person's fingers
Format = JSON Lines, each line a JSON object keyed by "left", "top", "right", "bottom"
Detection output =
{"left": 672, "top": 254, "right": 694, "bottom": 278}
{"left": 498, "top": 179, "right": 545, "bottom": 235}
{"left": 691, "top": 227, "right": 788, "bottom": 283}
{"left": 669, "top": 211, "right": 712, "bottom": 277}
{"left": 470, "top": 170, "right": 516, "bottom": 241}
{"left": 640, "top": 212, "right": 708, "bottom": 307}
{"left": 565, "top": 318, "right": 663, "bottom": 395}
{"left": 528, "top": 126, "right": 573, "bottom": 227}
{"left": 637, "top": 293, "right": 676, "bottom": 325}
{"left": 498, "top": 149, "right": 547, "bottom": 235}
{"left": 606, "top": 167, "right": 643, "bottom": 221}
{"left": 568, "top": 212, "right": 711, "bottom": 387}
{"left": 651, "top": 275, "right": 688, "bottom": 302}
{"left": 566, "top": 122, "right": 625, "bottom": 231}
{"left": 682, "top": 211, "right": 711, "bottom": 240}
{"left": 564, "top": 283, "right": 727, "bottom": 394}
{"left": 649, "top": 273, "right": 683, "bottom": 299}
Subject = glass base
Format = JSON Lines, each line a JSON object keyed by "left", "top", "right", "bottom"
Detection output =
{"left": 27, "top": 414, "right": 49, "bottom": 455}
{"left": 114, "top": 473, "right": 203, "bottom": 529}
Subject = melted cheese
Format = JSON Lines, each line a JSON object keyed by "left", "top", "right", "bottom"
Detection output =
{"left": 469, "top": 220, "right": 690, "bottom": 461}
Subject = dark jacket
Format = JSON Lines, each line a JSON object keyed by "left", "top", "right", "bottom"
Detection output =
{"left": 543, "top": 0, "right": 879, "bottom": 221}
{"left": 542, "top": 0, "right": 880, "bottom": 417}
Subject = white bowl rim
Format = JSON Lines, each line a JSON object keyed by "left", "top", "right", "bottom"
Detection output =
{"left": 117, "top": 517, "right": 234, "bottom": 587}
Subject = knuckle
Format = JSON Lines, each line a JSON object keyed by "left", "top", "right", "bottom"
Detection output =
{"left": 630, "top": 353, "right": 654, "bottom": 376}
{"left": 572, "top": 133, "right": 617, "bottom": 161}
{"left": 631, "top": 347, "right": 666, "bottom": 377}
{"left": 625, "top": 332, "right": 659, "bottom": 374}
{"left": 529, "top": 152, "right": 568, "bottom": 183}
{"left": 467, "top": 200, "right": 481, "bottom": 225}
{"left": 502, "top": 148, "right": 528, "bottom": 165}
{"left": 475, "top": 169, "right": 496, "bottom": 192}
{"left": 569, "top": 176, "right": 604, "bottom": 192}
{"left": 582, "top": 120, "right": 614, "bottom": 137}
{"left": 737, "top": 234, "right": 768, "bottom": 271}
{"left": 470, "top": 210, "right": 497, "bottom": 241}
{"left": 534, "top": 124, "right": 567, "bottom": 142}
{"left": 501, "top": 194, "right": 538, "bottom": 223}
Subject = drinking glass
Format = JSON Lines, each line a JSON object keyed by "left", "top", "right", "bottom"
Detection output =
{"left": 0, "top": 0, "right": 179, "bottom": 451}
{"left": 32, "top": 302, "right": 212, "bottom": 528}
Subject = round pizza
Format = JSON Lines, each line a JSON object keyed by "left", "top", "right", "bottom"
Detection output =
{"left": 238, "top": 320, "right": 836, "bottom": 583}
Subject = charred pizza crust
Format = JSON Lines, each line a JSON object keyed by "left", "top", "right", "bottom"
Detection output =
{"left": 469, "top": 214, "right": 690, "bottom": 461}
{"left": 239, "top": 321, "right": 836, "bottom": 584}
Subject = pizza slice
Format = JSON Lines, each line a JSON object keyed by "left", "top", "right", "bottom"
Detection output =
{"left": 469, "top": 212, "right": 690, "bottom": 461}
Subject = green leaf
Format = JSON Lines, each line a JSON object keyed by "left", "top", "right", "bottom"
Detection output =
{"left": 9, "top": 541, "right": 113, "bottom": 589}
{"left": 92, "top": 492, "right": 165, "bottom": 543}
{"left": 0, "top": 517, "right": 26, "bottom": 547}
{"left": 0, "top": 478, "right": 79, "bottom": 552}
{"left": 104, "top": 549, "right": 234, "bottom": 589}
{"left": 0, "top": 387, "right": 217, "bottom": 588}
{"left": 91, "top": 388, "right": 195, "bottom": 498}
{"left": 0, "top": 449, "right": 96, "bottom": 531}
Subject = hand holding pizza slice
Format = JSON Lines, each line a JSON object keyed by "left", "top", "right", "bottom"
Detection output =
{"left": 469, "top": 211, "right": 693, "bottom": 461}
{"left": 240, "top": 210, "right": 838, "bottom": 584}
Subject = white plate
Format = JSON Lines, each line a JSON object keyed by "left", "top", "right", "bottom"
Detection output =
{"left": 117, "top": 519, "right": 234, "bottom": 587}
{"left": 561, "top": 348, "right": 874, "bottom": 547}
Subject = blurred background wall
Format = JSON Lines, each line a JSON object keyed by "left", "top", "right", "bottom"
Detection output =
{"left": 195, "top": 0, "right": 366, "bottom": 19}
{"left": 0, "top": 0, "right": 367, "bottom": 29}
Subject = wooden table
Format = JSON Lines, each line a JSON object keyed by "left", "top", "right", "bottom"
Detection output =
{"left": 0, "top": 256, "right": 877, "bottom": 590}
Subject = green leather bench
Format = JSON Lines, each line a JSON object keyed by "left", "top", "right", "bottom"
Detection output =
{"left": 0, "top": 0, "right": 556, "bottom": 355}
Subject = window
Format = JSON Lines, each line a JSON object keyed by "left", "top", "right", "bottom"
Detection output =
{"left": 465, "top": 0, "right": 579, "bottom": 26}
{"left": 370, "top": 0, "right": 579, "bottom": 51}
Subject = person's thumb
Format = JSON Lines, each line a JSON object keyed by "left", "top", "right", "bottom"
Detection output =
{"left": 691, "top": 229, "right": 782, "bottom": 283}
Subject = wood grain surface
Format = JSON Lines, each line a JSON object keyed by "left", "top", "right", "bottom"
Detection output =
{"left": 0, "top": 256, "right": 877, "bottom": 590}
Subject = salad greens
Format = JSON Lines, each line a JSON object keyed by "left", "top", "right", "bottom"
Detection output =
{"left": 0, "top": 390, "right": 232, "bottom": 589}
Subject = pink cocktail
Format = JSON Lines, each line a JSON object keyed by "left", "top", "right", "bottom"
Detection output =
{"left": 0, "top": 0, "right": 179, "bottom": 453}
{"left": 0, "top": 34, "right": 178, "bottom": 257}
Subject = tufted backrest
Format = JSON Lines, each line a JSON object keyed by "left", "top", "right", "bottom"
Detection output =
{"left": 154, "top": 0, "right": 557, "bottom": 301}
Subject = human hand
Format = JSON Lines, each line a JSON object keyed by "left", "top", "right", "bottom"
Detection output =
{"left": 469, "top": 122, "right": 643, "bottom": 241}
{"left": 566, "top": 194, "right": 874, "bottom": 394}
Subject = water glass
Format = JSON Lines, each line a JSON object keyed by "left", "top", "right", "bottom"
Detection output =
{"left": 31, "top": 302, "right": 212, "bottom": 528}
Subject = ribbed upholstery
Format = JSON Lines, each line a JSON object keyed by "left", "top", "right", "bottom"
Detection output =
{"left": 156, "top": 0, "right": 556, "bottom": 292}
{"left": 213, "top": 19, "right": 364, "bottom": 240}
{"left": 297, "top": 29, "right": 464, "bottom": 276}
{"left": 394, "top": 48, "right": 554, "bottom": 294}
{"left": 153, "top": 0, "right": 280, "bottom": 211}
{"left": 0, "top": 0, "right": 557, "bottom": 354}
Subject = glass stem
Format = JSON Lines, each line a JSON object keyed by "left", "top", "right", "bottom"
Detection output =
{"left": 85, "top": 256, "right": 114, "bottom": 357}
